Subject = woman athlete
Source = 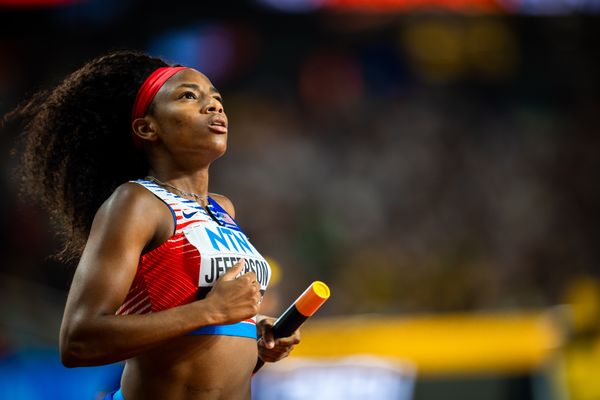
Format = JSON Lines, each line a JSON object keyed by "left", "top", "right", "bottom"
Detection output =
{"left": 9, "top": 51, "right": 300, "bottom": 399}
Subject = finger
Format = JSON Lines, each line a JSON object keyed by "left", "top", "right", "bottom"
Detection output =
{"left": 274, "top": 338, "right": 300, "bottom": 348}
{"left": 260, "top": 349, "right": 291, "bottom": 362}
{"left": 257, "top": 318, "right": 273, "bottom": 337}
{"left": 275, "top": 332, "right": 301, "bottom": 346}
{"left": 268, "top": 344, "right": 295, "bottom": 354}
{"left": 221, "top": 259, "right": 246, "bottom": 281}
{"left": 261, "top": 326, "right": 276, "bottom": 349}
{"left": 243, "top": 271, "right": 257, "bottom": 284}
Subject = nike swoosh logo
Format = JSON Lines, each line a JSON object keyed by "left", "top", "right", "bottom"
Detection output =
{"left": 182, "top": 210, "right": 198, "bottom": 219}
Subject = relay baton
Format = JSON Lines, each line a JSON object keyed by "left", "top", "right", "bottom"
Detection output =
{"left": 272, "top": 280, "right": 330, "bottom": 338}
{"left": 254, "top": 281, "right": 330, "bottom": 373}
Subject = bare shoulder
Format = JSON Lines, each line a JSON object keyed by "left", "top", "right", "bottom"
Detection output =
{"left": 209, "top": 192, "right": 236, "bottom": 218}
{"left": 101, "top": 182, "right": 161, "bottom": 217}
{"left": 92, "top": 182, "right": 169, "bottom": 239}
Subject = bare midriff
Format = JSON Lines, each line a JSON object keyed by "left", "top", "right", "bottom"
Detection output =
{"left": 120, "top": 334, "right": 258, "bottom": 400}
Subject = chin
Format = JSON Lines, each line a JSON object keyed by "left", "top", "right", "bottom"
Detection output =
{"left": 207, "top": 143, "right": 227, "bottom": 161}
{"left": 215, "top": 142, "right": 227, "bottom": 156}
{"left": 196, "top": 136, "right": 227, "bottom": 157}
{"left": 215, "top": 137, "right": 228, "bottom": 153}
{"left": 214, "top": 148, "right": 226, "bottom": 160}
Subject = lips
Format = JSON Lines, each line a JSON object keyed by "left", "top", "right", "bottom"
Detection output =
{"left": 208, "top": 116, "right": 228, "bottom": 134}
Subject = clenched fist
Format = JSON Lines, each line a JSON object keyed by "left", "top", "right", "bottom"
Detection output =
{"left": 205, "top": 259, "right": 262, "bottom": 325}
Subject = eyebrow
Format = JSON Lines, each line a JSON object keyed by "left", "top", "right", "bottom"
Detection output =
{"left": 176, "top": 83, "right": 221, "bottom": 95}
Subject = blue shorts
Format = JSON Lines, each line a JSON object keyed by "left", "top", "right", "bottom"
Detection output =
{"left": 103, "top": 388, "right": 124, "bottom": 400}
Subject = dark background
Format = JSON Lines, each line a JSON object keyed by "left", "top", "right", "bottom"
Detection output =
{"left": 0, "top": 1, "right": 599, "bottom": 398}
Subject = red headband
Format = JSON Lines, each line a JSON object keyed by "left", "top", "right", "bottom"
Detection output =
{"left": 131, "top": 66, "right": 189, "bottom": 122}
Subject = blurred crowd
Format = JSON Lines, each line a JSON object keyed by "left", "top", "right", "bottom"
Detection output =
{"left": 0, "top": 4, "right": 599, "bottom": 350}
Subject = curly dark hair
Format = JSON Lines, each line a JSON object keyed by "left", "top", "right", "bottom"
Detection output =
{"left": 5, "top": 51, "right": 169, "bottom": 262}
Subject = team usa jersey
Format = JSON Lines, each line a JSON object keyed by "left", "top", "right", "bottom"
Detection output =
{"left": 115, "top": 179, "right": 271, "bottom": 339}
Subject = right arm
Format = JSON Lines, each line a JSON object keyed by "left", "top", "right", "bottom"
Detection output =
{"left": 59, "top": 183, "right": 260, "bottom": 367}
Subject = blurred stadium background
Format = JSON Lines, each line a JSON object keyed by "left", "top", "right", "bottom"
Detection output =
{"left": 1, "top": 0, "right": 599, "bottom": 399}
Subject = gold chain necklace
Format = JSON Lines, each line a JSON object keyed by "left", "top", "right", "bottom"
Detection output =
{"left": 146, "top": 176, "right": 208, "bottom": 204}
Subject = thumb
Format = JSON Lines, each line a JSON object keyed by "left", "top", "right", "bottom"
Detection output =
{"left": 261, "top": 326, "right": 276, "bottom": 349}
{"left": 221, "top": 258, "right": 246, "bottom": 281}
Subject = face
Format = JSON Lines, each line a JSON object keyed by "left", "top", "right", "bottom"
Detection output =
{"left": 145, "top": 68, "right": 228, "bottom": 160}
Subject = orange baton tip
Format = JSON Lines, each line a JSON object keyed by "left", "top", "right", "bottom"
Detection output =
{"left": 294, "top": 281, "right": 330, "bottom": 317}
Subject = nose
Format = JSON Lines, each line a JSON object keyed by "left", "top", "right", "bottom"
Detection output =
{"left": 203, "top": 99, "right": 224, "bottom": 114}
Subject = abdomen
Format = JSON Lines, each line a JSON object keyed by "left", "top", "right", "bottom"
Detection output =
{"left": 121, "top": 334, "right": 258, "bottom": 400}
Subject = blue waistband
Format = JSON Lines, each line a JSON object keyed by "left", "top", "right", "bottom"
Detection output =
{"left": 103, "top": 388, "right": 124, "bottom": 400}
{"left": 189, "top": 322, "right": 257, "bottom": 339}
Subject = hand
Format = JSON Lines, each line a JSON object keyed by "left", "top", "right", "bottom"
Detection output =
{"left": 256, "top": 316, "right": 301, "bottom": 363}
{"left": 205, "top": 259, "right": 261, "bottom": 325}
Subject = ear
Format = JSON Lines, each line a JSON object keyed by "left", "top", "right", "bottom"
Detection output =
{"left": 131, "top": 117, "right": 158, "bottom": 143}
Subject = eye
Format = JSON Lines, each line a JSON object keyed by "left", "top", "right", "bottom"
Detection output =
{"left": 179, "top": 91, "right": 197, "bottom": 100}
{"left": 213, "top": 96, "right": 224, "bottom": 105}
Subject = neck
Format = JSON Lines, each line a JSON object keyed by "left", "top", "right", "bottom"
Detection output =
{"left": 147, "top": 168, "right": 210, "bottom": 198}
{"left": 145, "top": 142, "right": 223, "bottom": 198}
